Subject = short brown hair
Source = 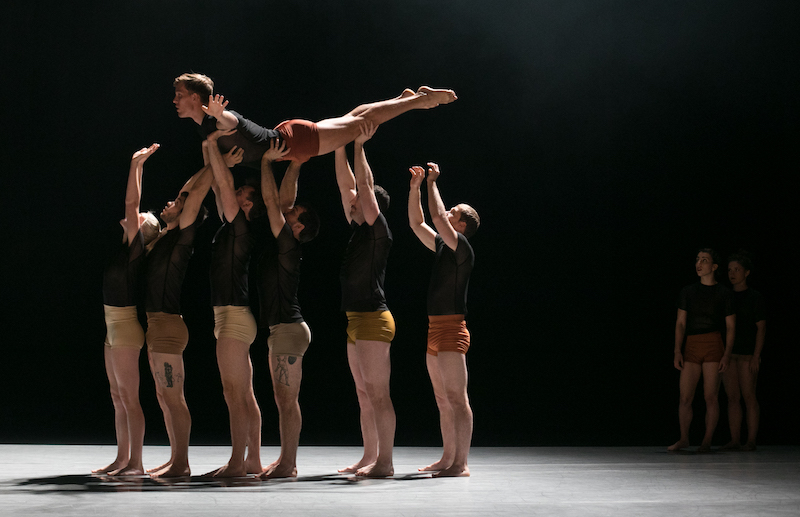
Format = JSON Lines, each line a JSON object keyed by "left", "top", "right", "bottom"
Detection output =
{"left": 459, "top": 204, "right": 480, "bottom": 238}
{"left": 173, "top": 73, "right": 214, "bottom": 101}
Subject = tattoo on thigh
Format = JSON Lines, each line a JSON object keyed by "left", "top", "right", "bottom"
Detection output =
{"left": 164, "top": 362, "right": 174, "bottom": 388}
{"left": 275, "top": 356, "right": 290, "bottom": 386}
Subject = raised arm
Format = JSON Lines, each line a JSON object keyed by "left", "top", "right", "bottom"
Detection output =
{"left": 206, "top": 129, "right": 241, "bottom": 223}
{"left": 123, "top": 143, "right": 159, "bottom": 244}
{"left": 335, "top": 147, "right": 356, "bottom": 224}
{"left": 426, "top": 162, "right": 459, "bottom": 250}
{"left": 279, "top": 161, "right": 302, "bottom": 214}
{"left": 353, "top": 122, "right": 380, "bottom": 226}
{"left": 178, "top": 163, "right": 213, "bottom": 229}
{"left": 201, "top": 140, "right": 224, "bottom": 221}
{"left": 202, "top": 94, "right": 240, "bottom": 130}
{"left": 260, "top": 140, "right": 291, "bottom": 238}
{"left": 408, "top": 166, "right": 436, "bottom": 251}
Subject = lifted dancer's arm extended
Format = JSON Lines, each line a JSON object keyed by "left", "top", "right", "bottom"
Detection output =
{"left": 202, "top": 94, "right": 239, "bottom": 130}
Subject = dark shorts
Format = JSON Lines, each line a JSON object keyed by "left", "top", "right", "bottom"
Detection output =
{"left": 274, "top": 119, "right": 320, "bottom": 163}
{"left": 146, "top": 312, "right": 189, "bottom": 355}
{"left": 427, "top": 314, "right": 470, "bottom": 356}
{"left": 684, "top": 331, "right": 724, "bottom": 364}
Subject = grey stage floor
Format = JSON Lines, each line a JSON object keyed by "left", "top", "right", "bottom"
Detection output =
{"left": 1, "top": 445, "right": 799, "bottom": 516}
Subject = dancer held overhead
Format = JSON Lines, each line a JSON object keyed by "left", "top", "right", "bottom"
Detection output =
{"left": 94, "top": 144, "right": 161, "bottom": 476}
{"left": 408, "top": 161, "right": 479, "bottom": 477}
{"left": 256, "top": 140, "right": 320, "bottom": 479}
{"left": 173, "top": 72, "right": 457, "bottom": 168}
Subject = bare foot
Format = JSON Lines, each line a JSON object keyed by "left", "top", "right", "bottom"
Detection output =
{"left": 201, "top": 464, "right": 247, "bottom": 478}
{"left": 150, "top": 464, "right": 190, "bottom": 479}
{"left": 667, "top": 439, "right": 690, "bottom": 451}
{"left": 419, "top": 459, "right": 451, "bottom": 472}
{"left": 338, "top": 457, "right": 375, "bottom": 474}
{"left": 416, "top": 86, "right": 458, "bottom": 108}
{"left": 720, "top": 441, "right": 741, "bottom": 451}
{"left": 112, "top": 465, "right": 145, "bottom": 477}
{"left": 147, "top": 460, "right": 172, "bottom": 474}
{"left": 260, "top": 463, "right": 297, "bottom": 480}
{"left": 398, "top": 88, "right": 416, "bottom": 99}
{"left": 434, "top": 464, "right": 470, "bottom": 477}
{"left": 741, "top": 443, "right": 757, "bottom": 451}
{"left": 92, "top": 460, "right": 126, "bottom": 474}
{"left": 244, "top": 457, "right": 264, "bottom": 475}
{"left": 696, "top": 443, "right": 712, "bottom": 453}
{"left": 355, "top": 462, "right": 394, "bottom": 478}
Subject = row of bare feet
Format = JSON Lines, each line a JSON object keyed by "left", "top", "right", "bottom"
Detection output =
{"left": 667, "top": 439, "right": 757, "bottom": 452}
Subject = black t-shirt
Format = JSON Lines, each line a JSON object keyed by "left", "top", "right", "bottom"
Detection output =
{"left": 731, "top": 288, "right": 766, "bottom": 355}
{"left": 103, "top": 229, "right": 147, "bottom": 307}
{"left": 340, "top": 214, "right": 392, "bottom": 312}
{"left": 428, "top": 233, "right": 474, "bottom": 316}
{"left": 210, "top": 209, "right": 254, "bottom": 307}
{"left": 256, "top": 221, "right": 304, "bottom": 326}
{"left": 677, "top": 282, "right": 735, "bottom": 335}
{"left": 198, "top": 110, "right": 280, "bottom": 170}
{"left": 145, "top": 217, "right": 203, "bottom": 314}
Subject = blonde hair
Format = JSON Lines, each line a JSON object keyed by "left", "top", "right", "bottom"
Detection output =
{"left": 140, "top": 212, "right": 161, "bottom": 245}
{"left": 173, "top": 73, "right": 214, "bottom": 100}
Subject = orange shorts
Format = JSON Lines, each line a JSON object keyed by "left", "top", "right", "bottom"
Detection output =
{"left": 427, "top": 314, "right": 470, "bottom": 356}
{"left": 684, "top": 331, "right": 724, "bottom": 364}
{"left": 274, "top": 119, "right": 320, "bottom": 163}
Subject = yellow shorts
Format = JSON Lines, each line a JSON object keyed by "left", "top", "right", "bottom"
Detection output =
{"left": 213, "top": 306, "right": 257, "bottom": 345}
{"left": 427, "top": 314, "right": 470, "bottom": 356}
{"left": 104, "top": 305, "right": 144, "bottom": 350}
{"left": 146, "top": 312, "right": 189, "bottom": 355}
{"left": 268, "top": 322, "right": 311, "bottom": 356}
{"left": 346, "top": 310, "right": 396, "bottom": 344}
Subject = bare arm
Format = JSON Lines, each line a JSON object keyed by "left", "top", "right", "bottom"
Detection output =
{"left": 178, "top": 164, "right": 213, "bottom": 229}
{"left": 201, "top": 140, "right": 225, "bottom": 221}
{"left": 719, "top": 314, "right": 736, "bottom": 373}
{"left": 260, "top": 140, "right": 291, "bottom": 238}
{"left": 751, "top": 320, "right": 766, "bottom": 374}
{"left": 202, "top": 94, "right": 239, "bottom": 130}
{"left": 123, "top": 143, "right": 159, "bottom": 244}
{"left": 426, "top": 162, "right": 459, "bottom": 251}
{"left": 353, "top": 123, "right": 380, "bottom": 226}
{"left": 206, "top": 129, "right": 240, "bottom": 223}
{"left": 408, "top": 166, "right": 436, "bottom": 251}
{"left": 279, "top": 161, "right": 302, "bottom": 214}
{"left": 335, "top": 147, "right": 356, "bottom": 224}
{"left": 674, "top": 308, "right": 687, "bottom": 370}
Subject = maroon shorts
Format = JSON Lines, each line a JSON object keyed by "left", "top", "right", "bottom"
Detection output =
{"left": 684, "top": 331, "right": 724, "bottom": 364}
{"left": 274, "top": 119, "right": 320, "bottom": 163}
{"left": 427, "top": 314, "right": 470, "bottom": 356}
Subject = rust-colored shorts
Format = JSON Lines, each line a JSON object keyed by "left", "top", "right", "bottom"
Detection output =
{"left": 684, "top": 331, "right": 724, "bottom": 364}
{"left": 104, "top": 305, "right": 144, "bottom": 350}
{"left": 213, "top": 305, "right": 257, "bottom": 345}
{"left": 146, "top": 312, "right": 189, "bottom": 355}
{"left": 346, "top": 310, "right": 396, "bottom": 344}
{"left": 274, "top": 119, "right": 320, "bottom": 163}
{"left": 427, "top": 314, "right": 470, "bottom": 356}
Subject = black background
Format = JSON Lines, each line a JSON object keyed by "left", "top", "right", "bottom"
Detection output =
{"left": 2, "top": 0, "right": 798, "bottom": 447}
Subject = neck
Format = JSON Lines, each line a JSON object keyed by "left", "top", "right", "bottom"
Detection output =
{"left": 699, "top": 273, "right": 717, "bottom": 286}
{"left": 732, "top": 282, "right": 748, "bottom": 292}
{"left": 190, "top": 109, "right": 206, "bottom": 125}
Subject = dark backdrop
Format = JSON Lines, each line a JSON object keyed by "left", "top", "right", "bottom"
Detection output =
{"left": 2, "top": 0, "right": 798, "bottom": 447}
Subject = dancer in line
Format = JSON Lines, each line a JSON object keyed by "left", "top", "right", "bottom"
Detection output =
{"left": 335, "top": 123, "right": 395, "bottom": 477}
{"left": 94, "top": 144, "right": 161, "bottom": 476}
{"left": 721, "top": 251, "right": 766, "bottom": 451}
{"left": 144, "top": 147, "right": 215, "bottom": 478}
{"left": 669, "top": 249, "right": 735, "bottom": 452}
{"left": 172, "top": 72, "right": 457, "bottom": 168}
{"left": 257, "top": 140, "right": 320, "bottom": 479}
{"left": 202, "top": 130, "right": 266, "bottom": 477}
{"left": 408, "top": 162, "right": 479, "bottom": 477}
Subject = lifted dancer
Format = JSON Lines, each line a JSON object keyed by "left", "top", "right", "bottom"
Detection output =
{"left": 335, "top": 123, "right": 396, "bottom": 478}
{"left": 408, "top": 162, "right": 479, "bottom": 477}
{"left": 94, "top": 144, "right": 161, "bottom": 476}
{"left": 257, "top": 140, "right": 320, "bottom": 479}
{"left": 173, "top": 72, "right": 457, "bottom": 168}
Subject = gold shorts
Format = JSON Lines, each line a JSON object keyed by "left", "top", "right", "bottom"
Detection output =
{"left": 146, "top": 312, "right": 189, "bottom": 355}
{"left": 104, "top": 305, "right": 144, "bottom": 350}
{"left": 213, "top": 306, "right": 257, "bottom": 345}
{"left": 684, "top": 331, "right": 724, "bottom": 364}
{"left": 346, "top": 310, "right": 396, "bottom": 344}
{"left": 268, "top": 322, "right": 311, "bottom": 356}
{"left": 427, "top": 314, "right": 470, "bottom": 356}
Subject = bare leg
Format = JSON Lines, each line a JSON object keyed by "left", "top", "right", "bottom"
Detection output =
{"left": 739, "top": 356, "right": 760, "bottom": 450}
{"left": 93, "top": 346, "right": 130, "bottom": 474}
{"left": 668, "top": 362, "right": 702, "bottom": 451}
{"left": 203, "top": 336, "right": 258, "bottom": 478}
{"left": 109, "top": 347, "right": 145, "bottom": 476}
{"left": 697, "top": 361, "right": 721, "bottom": 452}
{"left": 147, "top": 351, "right": 175, "bottom": 474}
{"left": 432, "top": 352, "right": 472, "bottom": 477}
{"left": 339, "top": 343, "right": 378, "bottom": 473}
{"left": 149, "top": 352, "right": 191, "bottom": 478}
{"left": 721, "top": 356, "right": 742, "bottom": 449}
{"left": 419, "top": 353, "right": 455, "bottom": 471}
{"left": 315, "top": 87, "right": 457, "bottom": 156}
{"left": 353, "top": 340, "right": 395, "bottom": 478}
{"left": 243, "top": 354, "right": 264, "bottom": 474}
{"left": 261, "top": 354, "right": 303, "bottom": 479}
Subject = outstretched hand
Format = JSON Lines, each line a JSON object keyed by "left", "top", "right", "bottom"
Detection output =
{"left": 262, "top": 138, "right": 291, "bottom": 162}
{"left": 207, "top": 128, "right": 237, "bottom": 142}
{"left": 355, "top": 120, "right": 377, "bottom": 145}
{"left": 409, "top": 165, "right": 426, "bottom": 188}
{"left": 223, "top": 146, "right": 244, "bottom": 168}
{"left": 426, "top": 162, "right": 441, "bottom": 181}
{"left": 202, "top": 94, "right": 229, "bottom": 119}
{"left": 132, "top": 143, "right": 160, "bottom": 163}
